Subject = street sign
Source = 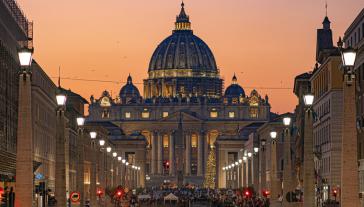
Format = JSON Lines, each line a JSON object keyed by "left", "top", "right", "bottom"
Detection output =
{"left": 70, "top": 191, "right": 80, "bottom": 203}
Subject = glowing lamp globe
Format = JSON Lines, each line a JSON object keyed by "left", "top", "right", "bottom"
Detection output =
{"left": 270, "top": 131, "right": 277, "bottom": 139}
{"left": 283, "top": 117, "right": 291, "bottom": 126}
{"left": 76, "top": 117, "right": 85, "bottom": 126}
{"left": 303, "top": 94, "right": 314, "bottom": 106}
{"left": 106, "top": 147, "right": 112, "bottom": 153}
{"left": 89, "top": 131, "right": 97, "bottom": 139}
{"left": 99, "top": 139, "right": 105, "bottom": 146}
{"left": 56, "top": 94, "right": 67, "bottom": 106}
{"left": 18, "top": 48, "right": 33, "bottom": 66}
{"left": 341, "top": 47, "right": 357, "bottom": 67}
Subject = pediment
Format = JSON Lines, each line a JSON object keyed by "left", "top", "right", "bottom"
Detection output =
{"left": 158, "top": 111, "right": 202, "bottom": 123}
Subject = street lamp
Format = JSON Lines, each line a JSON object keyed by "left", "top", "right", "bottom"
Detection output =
{"left": 76, "top": 116, "right": 86, "bottom": 205}
{"left": 283, "top": 117, "right": 291, "bottom": 126}
{"left": 303, "top": 94, "right": 314, "bottom": 106}
{"left": 270, "top": 131, "right": 277, "bottom": 139}
{"left": 122, "top": 159, "right": 126, "bottom": 164}
{"left": 338, "top": 40, "right": 359, "bottom": 206}
{"left": 254, "top": 147, "right": 259, "bottom": 153}
{"left": 341, "top": 47, "right": 357, "bottom": 67}
{"left": 56, "top": 93, "right": 67, "bottom": 106}
{"left": 247, "top": 152, "right": 252, "bottom": 158}
{"left": 15, "top": 47, "right": 34, "bottom": 206}
{"left": 118, "top": 156, "right": 122, "bottom": 161}
{"left": 239, "top": 159, "right": 242, "bottom": 164}
{"left": 55, "top": 89, "right": 68, "bottom": 206}
{"left": 112, "top": 152, "right": 117, "bottom": 157}
{"left": 99, "top": 139, "right": 105, "bottom": 146}
{"left": 18, "top": 47, "right": 33, "bottom": 67}
{"left": 106, "top": 147, "right": 112, "bottom": 153}
{"left": 243, "top": 156, "right": 247, "bottom": 162}
{"left": 90, "top": 131, "right": 97, "bottom": 139}
{"left": 76, "top": 117, "right": 85, "bottom": 126}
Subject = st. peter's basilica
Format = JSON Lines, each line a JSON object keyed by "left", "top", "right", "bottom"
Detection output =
{"left": 87, "top": 2, "right": 272, "bottom": 188}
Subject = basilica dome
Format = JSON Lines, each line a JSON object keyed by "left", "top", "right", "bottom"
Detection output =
{"left": 120, "top": 75, "right": 140, "bottom": 99}
{"left": 224, "top": 74, "right": 245, "bottom": 98}
{"left": 148, "top": 2, "right": 217, "bottom": 74}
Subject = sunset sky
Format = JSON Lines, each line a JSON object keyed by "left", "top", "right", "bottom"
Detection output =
{"left": 18, "top": 0, "right": 363, "bottom": 113}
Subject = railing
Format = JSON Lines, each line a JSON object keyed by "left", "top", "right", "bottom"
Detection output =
{"left": 2, "top": 0, "right": 28, "bottom": 33}
{"left": 1, "top": 0, "right": 33, "bottom": 48}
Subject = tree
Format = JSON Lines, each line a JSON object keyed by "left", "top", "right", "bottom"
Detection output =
{"left": 204, "top": 147, "right": 216, "bottom": 188}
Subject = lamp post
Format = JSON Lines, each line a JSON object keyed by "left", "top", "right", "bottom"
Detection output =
{"left": 76, "top": 117, "right": 85, "bottom": 206}
{"left": 302, "top": 94, "right": 315, "bottom": 207}
{"left": 259, "top": 138, "right": 267, "bottom": 195}
{"left": 15, "top": 47, "right": 33, "bottom": 207}
{"left": 55, "top": 89, "right": 67, "bottom": 207}
{"left": 282, "top": 116, "right": 294, "bottom": 207}
{"left": 270, "top": 131, "right": 281, "bottom": 205}
{"left": 338, "top": 40, "right": 360, "bottom": 207}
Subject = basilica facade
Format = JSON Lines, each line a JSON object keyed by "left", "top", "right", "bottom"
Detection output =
{"left": 87, "top": 3, "right": 272, "bottom": 188}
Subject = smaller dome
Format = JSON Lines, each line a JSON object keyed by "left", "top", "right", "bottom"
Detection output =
{"left": 224, "top": 74, "right": 245, "bottom": 97}
{"left": 120, "top": 75, "right": 140, "bottom": 99}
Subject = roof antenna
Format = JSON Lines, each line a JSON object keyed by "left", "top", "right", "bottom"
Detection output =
{"left": 58, "top": 66, "right": 61, "bottom": 88}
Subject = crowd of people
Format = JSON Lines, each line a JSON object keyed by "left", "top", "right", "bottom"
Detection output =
{"left": 129, "top": 187, "right": 270, "bottom": 207}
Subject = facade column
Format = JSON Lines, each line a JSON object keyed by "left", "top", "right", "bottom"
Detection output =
{"left": 341, "top": 77, "right": 360, "bottom": 206}
{"left": 259, "top": 144, "right": 267, "bottom": 193}
{"left": 270, "top": 139, "right": 281, "bottom": 206}
{"left": 15, "top": 71, "right": 33, "bottom": 207}
{"left": 303, "top": 109, "right": 315, "bottom": 207}
{"left": 90, "top": 144, "right": 97, "bottom": 206}
{"left": 151, "top": 131, "right": 158, "bottom": 175}
{"left": 169, "top": 132, "right": 176, "bottom": 175}
{"left": 253, "top": 154, "right": 259, "bottom": 192}
{"left": 157, "top": 132, "right": 163, "bottom": 175}
{"left": 55, "top": 107, "right": 67, "bottom": 207}
{"left": 248, "top": 158, "right": 252, "bottom": 186}
{"left": 76, "top": 129, "right": 85, "bottom": 206}
{"left": 197, "top": 131, "right": 205, "bottom": 176}
{"left": 243, "top": 161, "right": 247, "bottom": 187}
{"left": 204, "top": 132, "right": 209, "bottom": 175}
{"left": 136, "top": 149, "right": 146, "bottom": 187}
{"left": 283, "top": 128, "right": 294, "bottom": 207}
{"left": 185, "top": 132, "right": 191, "bottom": 175}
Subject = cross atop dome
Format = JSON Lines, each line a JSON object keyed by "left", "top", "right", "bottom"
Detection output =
{"left": 175, "top": 1, "right": 191, "bottom": 31}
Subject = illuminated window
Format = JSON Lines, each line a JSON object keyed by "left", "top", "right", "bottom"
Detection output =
{"left": 210, "top": 111, "right": 218, "bottom": 118}
{"left": 191, "top": 135, "right": 197, "bottom": 148}
{"left": 125, "top": 112, "right": 131, "bottom": 118}
{"left": 249, "top": 107, "right": 258, "bottom": 118}
{"left": 232, "top": 98, "right": 238, "bottom": 104}
{"left": 142, "top": 112, "right": 150, "bottom": 119}
{"left": 162, "top": 112, "right": 169, "bottom": 118}
{"left": 163, "top": 136, "right": 169, "bottom": 148}
{"left": 229, "top": 112, "right": 235, "bottom": 118}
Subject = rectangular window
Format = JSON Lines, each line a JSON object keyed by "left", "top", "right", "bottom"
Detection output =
{"left": 191, "top": 135, "right": 197, "bottom": 148}
{"left": 210, "top": 111, "right": 218, "bottom": 118}
{"left": 229, "top": 111, "right": 235, "bottom": 118}
{"left": 142, "top": 112, "right": 150, "bottom": 118}
{"left": 249, "top": 107, "right": 258, "bottom": 118}
{"left": 163, "top": 136, "right": 169, "bottom": 148}
{"left": 162, "top": 112, "right": 169, "bottom": 118}
{"left": 125, "top": 112, "right": 131, "bottom": 118}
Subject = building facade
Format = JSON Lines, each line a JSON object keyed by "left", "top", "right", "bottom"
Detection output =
{"left": 310, "top": 22, "right": 343, "bottom": 203}
{"left": 0, "top": 0, "right": 32, "bottom": 186}
{"left": 343, "top": 8, "right": 364, "bottom": 203}
{"left": 88, "top": 3, "right": 272, "bottom": 188}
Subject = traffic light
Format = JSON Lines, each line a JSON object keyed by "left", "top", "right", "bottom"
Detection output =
{"left": 163, "top": 161, "right": 170, "bottom": 170}
{"left": 1, "top": 188, "right": 8, "bottom": 206}
{"left": 117, "top": 191, "right": 122, "bottom": 197}
{"left": 97, "top": 189, "right": 103, "bottom": 198}
{"left": 262, "top": 190, "right": 270, "bottom": 198}
{"left": 244, "top": 189, "right": 251, "bottom": 198}
{"left": 333, "top": 189, "right": 338, "bottom": 200}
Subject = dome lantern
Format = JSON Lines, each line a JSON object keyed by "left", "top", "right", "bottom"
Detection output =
{"left": 175, "top": 1, "right": 191, "bottom": 31}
